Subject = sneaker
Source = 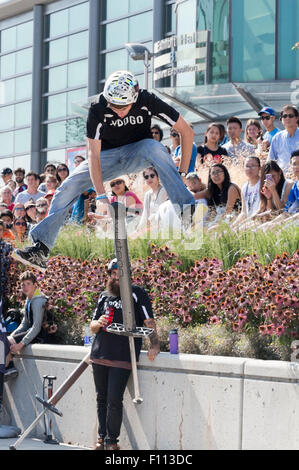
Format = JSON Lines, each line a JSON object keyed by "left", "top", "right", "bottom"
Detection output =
{"left": 13, "top": 241, "right": 49, "bottom": 272}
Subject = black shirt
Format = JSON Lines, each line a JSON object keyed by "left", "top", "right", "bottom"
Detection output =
{"left": 197, "top": 145, "right": 228, "bottom": 164}
{"left": 86, "top": 90, "right": 179, "bottom": 150}
{"left": 90, "top": 285, "right": 154, "bottom": 363}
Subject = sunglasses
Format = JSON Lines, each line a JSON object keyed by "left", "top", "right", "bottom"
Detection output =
{"left": 15, "top": 207, "right": 25, "bottom": 211}
{"left": 110, "top": 180, "right": 124, "bottom": 188}
{"left": 170, "top": 131, "right": 179, "bottom": 137}
{"left": 151, "top": 131, "right": 159, "bottom": 135}
{"left": 36, "top": 203, "right": 48, "bottom": 208}
{"left": 281, "top": 113, "right": 296, "bottom": 119}
{"left": 15, "top": 221, "right": 26, "bottom": 226}
{"left": 144, "top": 173, "right": 156, "bottom": 180}
{"left": 57, "top": 167, "right": 68, "bottom": 172}
{"left": 260, "top": 116, "right": 271, "bottom": 121}
{"left": 211, "top": 170, "right": 224, "bottom": 176}
{"left": 25, "top": 205, "right": 35, "bottom": 210}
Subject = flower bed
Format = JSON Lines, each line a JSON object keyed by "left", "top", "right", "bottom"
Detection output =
{"left": 7, "top": 242, "right": 298, "bottom": 358}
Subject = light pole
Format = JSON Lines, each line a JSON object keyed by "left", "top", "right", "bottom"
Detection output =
{"left": 125, "top": 43, "right": 152, "bottom": 90}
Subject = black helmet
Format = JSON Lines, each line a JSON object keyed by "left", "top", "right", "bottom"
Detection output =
{"left": 107, "top": 258, "right": 118, "bottom": 273}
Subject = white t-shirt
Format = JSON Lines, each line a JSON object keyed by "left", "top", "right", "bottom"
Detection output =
{"left": 15, "top": 190, "right": 46, "bottom": 205}
{"left": 241, "top": 180, "right": 261, "bottom": 216}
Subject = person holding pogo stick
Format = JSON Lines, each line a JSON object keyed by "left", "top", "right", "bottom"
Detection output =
{"left": 89, "top": 258, "right": 160, "bottom": 450}
{"left": 14, "top": 70, "right": 197, "bottom": 272}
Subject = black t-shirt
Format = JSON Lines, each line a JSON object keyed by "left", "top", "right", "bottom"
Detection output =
{"left": 86, "top": 90, "right": 180, "bottom": 150}
{"left": 90, "top": 285, "right": 154, "bottom": 363}
{"left": 197, "top": 145, "right": 228, "bottom": 164}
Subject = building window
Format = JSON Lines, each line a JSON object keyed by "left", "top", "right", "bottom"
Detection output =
{"left": 278, "top": 0, "right": 299, "bottom": 79}
{"left": 196, "top": 0, "right": 229, "bottom": 84}
{"left": 166, "top": 1, "right": 177, "bottom": 34}
{"left": 231, "top": 0, "right": 276, "bottom": 82}
{"left": 43, "top": 2, "right": 89, "bottom": 155}
{"left": 100, "top": 1, "right": 153, "bottom": 89}
{"left": 0, "top": 19, "right": 33, "bottom": 165}
{"left": 103, "top": 0, "right": 153, "bottom": 20}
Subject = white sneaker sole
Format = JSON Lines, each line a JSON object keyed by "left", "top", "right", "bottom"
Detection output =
{"left": 12, "top": 250, "right": 47, "bottom": 273}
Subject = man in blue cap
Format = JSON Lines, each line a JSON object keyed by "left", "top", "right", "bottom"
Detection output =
{"left": 258, "top": 107, "right": 281, "bottom": 149}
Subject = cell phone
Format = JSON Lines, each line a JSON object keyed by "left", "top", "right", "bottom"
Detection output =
{"left": 265, "top": 174, "right": 273, "bottom": 182}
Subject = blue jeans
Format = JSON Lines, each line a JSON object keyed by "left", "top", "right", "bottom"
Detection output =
{"left": 30, "top": 139, "right": 195, "bottom": 249}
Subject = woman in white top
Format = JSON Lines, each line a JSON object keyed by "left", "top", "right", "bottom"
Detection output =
{"left": 257, "top": 160, "right": 293, "bottom": 214}
{"left": 135, "top": 167, "right": 168, "bottom": 236}
{"left": 234, "top": 157, "right": 261, "bottom": 226}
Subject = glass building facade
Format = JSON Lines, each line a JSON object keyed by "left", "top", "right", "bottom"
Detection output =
{"left": 43, "top": 2, "right": 89, "bottom": 164}
{"left": 0, "top": 17, "right": 33, "bottom": 171}
{"left": 0, "top": 0, "right": 298, "bottom": 172}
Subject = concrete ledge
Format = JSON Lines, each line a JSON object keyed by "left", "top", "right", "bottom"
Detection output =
{"left": 3, "top": 345, "right": 299, "bottom": 450}
{"left": 244, "top": 358, "right": 299, "bottom": 381}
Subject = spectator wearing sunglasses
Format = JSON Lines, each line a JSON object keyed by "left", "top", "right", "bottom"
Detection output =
{"left": 90, "top": 179, "right": 143, "bottom": 232}
{"left": 12, "top": 203, "right": 26, "bottom": 220}
{"left": 258, "top": 107, "right": 280, "bottom": 150}
{"left": 151, "top": 125, "right": 163, "bottom": 142}
{"left": 35, "top": 198, "right": 49, "bottom": 223}
{"left": 110, "top": 178, "right": 143, "bottom": 213}
{"left": 24, "top": 200, "right": 37, "bottom": 230}
{"left": 170, "top": 125, "right": 197, "bottom": 174}
{"left": 12, "top": 216, "right": 28, "bottom": 244}
{"left": 134, "top": 167, "right": 168, "bottom": 236}
{"left": 268, "top": 105, "right": 299, "bottom": 172}
{"left": 56, "top": 164, "right": 70, "bottom": 185}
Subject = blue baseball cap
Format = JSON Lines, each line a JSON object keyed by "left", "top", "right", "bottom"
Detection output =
{"left": 258, "top": 107, "right": 275, "bottom": 116}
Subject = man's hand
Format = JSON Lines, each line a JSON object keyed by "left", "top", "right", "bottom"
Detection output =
{"left": 144, "top": 318, "right": 160, "bottom": 362}
{"left": 147, "top": 346, "right": 160, "bottom": 362}
{"left": 10, "top": 342, "right": 24, "bottom": 354}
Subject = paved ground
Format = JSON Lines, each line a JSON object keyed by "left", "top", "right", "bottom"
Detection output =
{"left": 0, "top": 437, "right": 90, "bottom": 451}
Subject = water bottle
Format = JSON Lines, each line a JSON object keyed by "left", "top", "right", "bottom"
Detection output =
{"left": 84, "top": 324, "right": 92, "bottom": 347}
{"left": 169, "top": 328, "right": 179, "bottom": 354}
{"left": 102, "top": 306, "right": 114, "bottom": 331}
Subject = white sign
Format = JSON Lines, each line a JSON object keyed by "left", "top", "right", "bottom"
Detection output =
{"left": 153, "top": 30, "right": 210, "bottom": 83}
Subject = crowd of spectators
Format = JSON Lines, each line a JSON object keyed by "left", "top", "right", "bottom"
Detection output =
{"left": 0, "top": 104, "right": 298, "bottom": 247}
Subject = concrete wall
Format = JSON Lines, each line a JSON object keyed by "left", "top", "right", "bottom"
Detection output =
{"left": 2, "top": 345, "right": 299, "bottom": 450}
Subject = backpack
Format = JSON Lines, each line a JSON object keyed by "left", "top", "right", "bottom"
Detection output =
{"left": 3, "top": 308, "right": 22, "bottom": 333}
